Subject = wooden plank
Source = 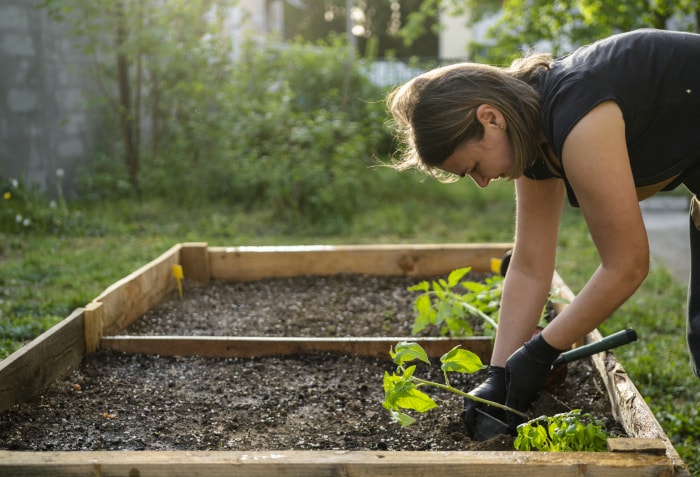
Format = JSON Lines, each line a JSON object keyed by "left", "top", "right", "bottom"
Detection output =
{"left": 94, "top": 244, "right": 181, "bottom": 336}
{"left": 100, "top": 336, "right": 494, "bottom": 361}
{"left": 181, "top": 242, "right": 210, "bottom": 284}
{"left": 552, "top": 271, "right": 689, "bottom": 475}
{"left": 0, "top": 449, "right": 675, "bottom": 477}
{"left": 0, "top": 308, "right": 84, "bottom": 414}
{"left": 83, "top": 302, "right": 104, "bottom": 354}
{"left": 588, "top": 329, "right": 691, "bottom": 476}
{"left": 608, "top": 438, "right": 668, "bottom": 455}
{"left": 208, "top": 244, "right": 513, "bottom": 281}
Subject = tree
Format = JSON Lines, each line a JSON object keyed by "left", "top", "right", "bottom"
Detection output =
{"left": 397, "top": 0, "right": 700, "bottom": 64}
{"left": 283, "top": 0, "right": 438, "bottom": 58}
{"left": 42, "top": 0, "right": 234, "bottom": 194}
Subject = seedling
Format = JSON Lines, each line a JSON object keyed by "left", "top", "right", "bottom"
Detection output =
{"left": 514, "top": 410, "right": 610, "bottom": 452}
{"left": 408, "top": 267, "right": 502, "bottom": 337}
{"left": 408, "top": 266, "right": 566, "bottom": 337}
{"left": 381, "top": 341, "right": 527, "bottom": 426}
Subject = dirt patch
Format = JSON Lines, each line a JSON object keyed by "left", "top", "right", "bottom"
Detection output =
{"left": 0, "top": 274, "right": 624, "bottom": 452}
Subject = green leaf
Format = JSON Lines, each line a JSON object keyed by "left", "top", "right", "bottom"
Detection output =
{"left": 390, "top": 342, "right": 431, "bottom": 366}
{"left": 393, "top": 387, "right": 438, "bottom": 413}
{"left": 407, "top": 281, "right": 430, "bottom": 292}
{"left": 383, "top": 368, "right": 437, "bottom": 414}
{"left": 440, "top": 346, "right": 485, "bottom": 374}
{"left": 411, "top": 295, "right": 431, "bottom": 334}
{"left": 388, "top": 409, "right": 416, "bottom": 427}
{"left": 414, "top": 294, "right": 432, "bottom": 315}
{"left": 447, "top": 267, "right": 471, "bottom": 287}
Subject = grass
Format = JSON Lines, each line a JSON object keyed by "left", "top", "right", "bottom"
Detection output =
{"left": 1, "top": 177, "right": 698, "bottom": 475}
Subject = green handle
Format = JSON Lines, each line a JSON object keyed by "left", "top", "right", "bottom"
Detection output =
{"left": 553, "top": 328, "right": 637, "bottom": 366}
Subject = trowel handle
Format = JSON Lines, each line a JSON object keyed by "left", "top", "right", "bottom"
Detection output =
{"left": 552, "top": 328, "right": 638, "bottom": 366}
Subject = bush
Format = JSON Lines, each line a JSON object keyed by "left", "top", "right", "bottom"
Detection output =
{"left": 135, "top": 37, "right": 393, "bottom": 232}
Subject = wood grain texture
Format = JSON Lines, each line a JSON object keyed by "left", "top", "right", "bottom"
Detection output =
{"left": 100, "top": 336, "right": 494, "bottom": 361}
{"left": 208, "top": 244, "right": 513, "bottom": 281}
{"left": 181, "top": 242, "right": 210, "bottom": 284}
{"left": 0, "top": 449, "right": 675, "bottom": 477}
{"left": 0, "top": 308, "right": 84, "bottom": 414}
{"left": 83, "top": 302, "right": 104, "bottom": 354}
{"left": 94, "top": 244, "right": 181, "bottom": 336}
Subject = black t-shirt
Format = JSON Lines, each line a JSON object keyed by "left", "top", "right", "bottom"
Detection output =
{"left": 524, "top": 29, "right": 700, "bottom": 206}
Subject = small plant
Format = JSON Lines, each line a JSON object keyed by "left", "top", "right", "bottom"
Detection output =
{"left": 408, "top": 267, "right": 502, "bottom": 337}
{"left": 408, "top": 266, "right": 567, "bottom": 337}
{"left": 514, "top": 410, "right": 610, "bottom": 452}
{"left": 381, "top": 341, "right": 527, "bottom": 426}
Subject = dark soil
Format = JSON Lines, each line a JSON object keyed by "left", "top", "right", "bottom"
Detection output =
{"left": 0, "top": 274, "right": 624, "bottom": 452}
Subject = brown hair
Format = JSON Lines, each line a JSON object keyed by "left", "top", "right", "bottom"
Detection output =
{"left": 386, "top": 54, "right": 552, "bottom": 181}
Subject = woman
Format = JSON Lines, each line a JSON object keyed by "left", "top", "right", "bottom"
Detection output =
{"left": 386, "top": 28, "right": 700, "bottom": 437}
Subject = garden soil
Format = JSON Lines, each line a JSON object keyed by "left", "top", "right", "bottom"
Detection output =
{"left": 0, "top": 274, "right": 624, "bottom": 452}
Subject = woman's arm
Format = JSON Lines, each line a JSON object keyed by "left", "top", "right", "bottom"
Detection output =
{"left": 541, "top": 100, "right": 649, "bottom": 349}
{"left": 490, "top": 175, "right": 565, "bottom": 366}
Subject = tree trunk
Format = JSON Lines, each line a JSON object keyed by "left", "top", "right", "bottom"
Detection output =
{"left": 115, "top": 0, "right": 140, "bottom": 194}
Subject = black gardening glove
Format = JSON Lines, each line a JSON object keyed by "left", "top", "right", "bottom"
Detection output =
{"left": 505, "top": 333, "right": 562, "bottom": 432}
{"left": 462, "top": 365, "right": 507, "bottom": 439}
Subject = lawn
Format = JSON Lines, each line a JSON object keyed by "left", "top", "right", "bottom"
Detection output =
{"left": 0, "top": 178, "right": 698, "bottom": 475}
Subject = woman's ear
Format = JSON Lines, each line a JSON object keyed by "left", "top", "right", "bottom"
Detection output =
{"left": 476, "top": 104, "right": 506, "bottom": 130}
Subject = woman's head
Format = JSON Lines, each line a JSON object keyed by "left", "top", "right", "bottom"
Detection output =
{"left": 386, "top": 55, "right": 550, "bottom": 181}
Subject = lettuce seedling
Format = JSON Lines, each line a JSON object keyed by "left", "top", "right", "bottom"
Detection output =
{"left": 381, "top": 341, "right": 527, "bottom": 426}
{"left": 514, "top": 410, "right": 610, "bottom": 452}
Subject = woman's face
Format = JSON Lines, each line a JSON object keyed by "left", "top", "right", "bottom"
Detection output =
{"left": 439, "top": 122, "right": 515, "bottom": 188}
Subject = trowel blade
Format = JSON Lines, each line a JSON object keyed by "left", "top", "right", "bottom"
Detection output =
{"left": 472, "top": 408, "right": 510, "bottom": 441}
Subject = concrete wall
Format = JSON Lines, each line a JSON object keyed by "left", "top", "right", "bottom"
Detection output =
{"left": 0, "top": 0, "right": 96, "bottom": 197}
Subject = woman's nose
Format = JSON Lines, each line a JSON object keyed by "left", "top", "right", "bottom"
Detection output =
{"left": 469, "top": 172, "right": 490, "bottom": 188}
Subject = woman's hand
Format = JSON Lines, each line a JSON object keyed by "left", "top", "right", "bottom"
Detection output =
{"left": 504, "top": 333, "right": 563, "bottom": 430}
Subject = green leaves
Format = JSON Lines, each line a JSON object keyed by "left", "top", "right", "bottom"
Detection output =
{"left": 382, "top": 342, "right": 486, "bottom": 427}
{"left": 514, "top": 410, "right": 610, "bottom": 452}
{"left": 408, "top": 267, "right": 502, "bottom": 337}
{"left": 390, "top": 341, "right": 431, "bottom": 367}
{"left": 383, "top": 369, "right": 438, "bottom": 412}
{"left": 440, "top": 346, "right": 485, "bottom": 374}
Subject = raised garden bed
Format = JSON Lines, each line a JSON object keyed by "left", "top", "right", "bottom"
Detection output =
{"left": 0, "top": 243, "right": 690, "bottom": 476}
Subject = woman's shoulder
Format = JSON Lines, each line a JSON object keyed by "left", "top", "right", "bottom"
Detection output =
{"left": 538, "top": 29, "right": 700, "bottom": 157}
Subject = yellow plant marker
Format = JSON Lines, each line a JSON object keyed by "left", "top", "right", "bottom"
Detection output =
{"left": 172, "top": 264, "right": 184, "bottom": 300}
{"left": 490, "top": 258, "right": 502, "bottom": 274}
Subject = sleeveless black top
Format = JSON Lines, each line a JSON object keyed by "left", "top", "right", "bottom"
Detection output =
{"left": 524, "top": 29, "right": 700, "bottom": 206}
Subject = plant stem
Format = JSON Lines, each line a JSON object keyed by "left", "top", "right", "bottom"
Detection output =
{"left": 426, "top": 290, "right": 499, "bottom": 330}
{"left": 457, "top": 301, "right": 499, "bottom": 330}
{"left": 412, "top": 376, "right": 529, "bottom": 419}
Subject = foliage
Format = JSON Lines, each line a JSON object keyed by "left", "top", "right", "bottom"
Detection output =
{"left": 397, "top": 0, "right": 700, "bottom": 65}
{"left": 381, "top": 341, "right": 526, "bottom": 426}
{"left": 41, "top": 0, "right": 394, "bottom": 232}
{"left": 198, "top": 36, "right": 393, "bottom": 232}
{"left": 408, "top": 267, "right": 502, "bottom": 337}
{"left": 42, "top": 0, "right": 237, "bottom": 192}
{"left": 514, "top": 410, "right": 610, "bottom": 452}
{"left": 283, "top": 0, "right": 439, "bottom": 57}
{"left": 470, "top": 0, "right": 700, "bottom": 64}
